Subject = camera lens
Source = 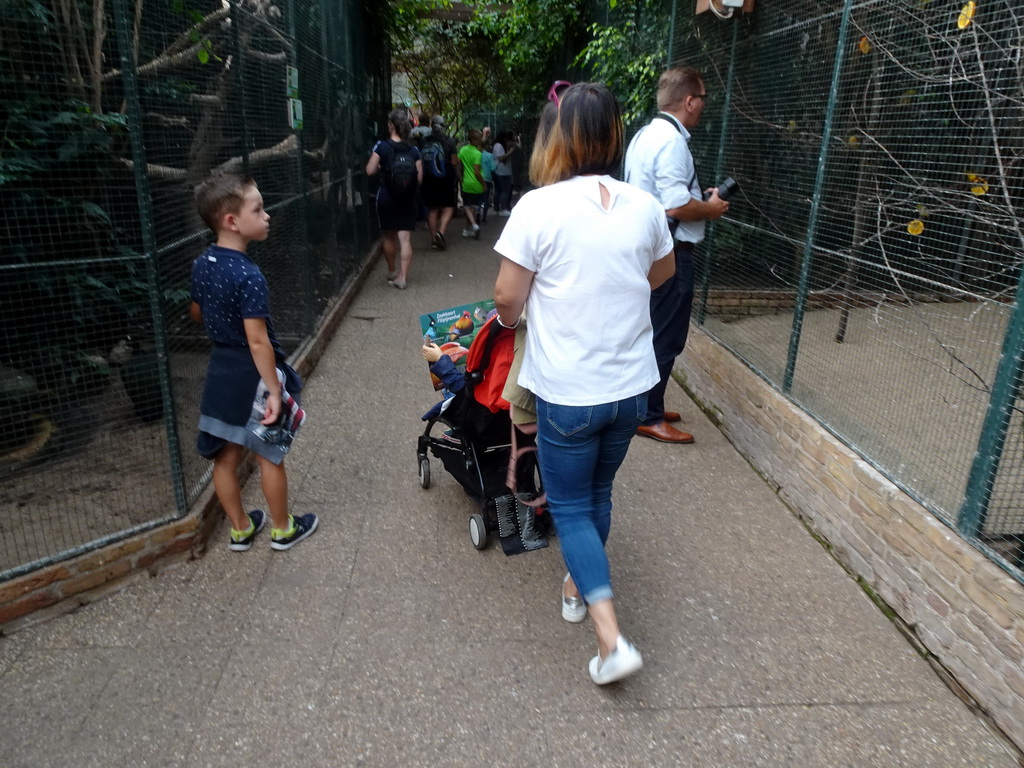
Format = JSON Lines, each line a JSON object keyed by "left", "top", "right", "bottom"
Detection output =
{"left": 718, "top": 177, "right": 738, "bottom": 201}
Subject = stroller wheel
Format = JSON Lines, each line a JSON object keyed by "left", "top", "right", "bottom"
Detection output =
{"left": 469, "top": 513, "right": 488, "bottom": 550}
{"left": 418, "top": 457, "right": 431, "bottom": 489}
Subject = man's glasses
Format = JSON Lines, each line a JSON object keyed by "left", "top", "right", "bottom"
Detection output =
{"left": 693, "top": 92, "right": 709, "bottom": 100}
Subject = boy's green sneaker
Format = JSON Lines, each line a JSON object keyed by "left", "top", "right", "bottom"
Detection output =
{"left": 229, "top": 509, "right": 267, "bottom": 552}
{"left": 270, "top": 513, "right": 319, "bottom": 551}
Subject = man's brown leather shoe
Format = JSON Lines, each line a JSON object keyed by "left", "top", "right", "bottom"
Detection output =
{"left": 663, "top": 411, "right": 682, "bottom": 423}
{"left": 636, "top": 422, "right": 694, "bottom": 444}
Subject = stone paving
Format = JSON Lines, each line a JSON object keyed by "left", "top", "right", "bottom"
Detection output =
{"left": 0, "top": 218, "right": 1018, "bottom": 767}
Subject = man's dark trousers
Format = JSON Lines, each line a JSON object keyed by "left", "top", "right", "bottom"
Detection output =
{"left": 643, "top": 240, "right": 694, "bottom": 426}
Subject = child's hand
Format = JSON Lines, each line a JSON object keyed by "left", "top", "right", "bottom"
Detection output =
{"left": 261, "top": 392, "right": 282, "bottom": 425}
{"left": 422, "top": 342, "right": 442, "bottom": 363}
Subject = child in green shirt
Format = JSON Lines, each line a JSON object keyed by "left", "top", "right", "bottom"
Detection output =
{"left": 457, "top": 129, "right": 485, "bottom": 239}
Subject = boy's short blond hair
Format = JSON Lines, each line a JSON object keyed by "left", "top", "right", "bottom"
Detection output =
{"left": 195, "top": 171, "right": 256, "bottom": 233}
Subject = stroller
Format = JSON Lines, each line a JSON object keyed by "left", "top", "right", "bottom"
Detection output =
{"left": 416, "top": 317, "right": 549, "bottom": 554}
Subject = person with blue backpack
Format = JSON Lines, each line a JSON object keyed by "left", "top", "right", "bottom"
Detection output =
{"left": 366, "top": 109, "right": 423, "bottom": 289}
{"left": 420, "top": 116, "right": 459, "bottom": 251}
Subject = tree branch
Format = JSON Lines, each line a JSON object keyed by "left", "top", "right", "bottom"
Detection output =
{"left": 248, "top": 49, "right": 288, "bottom": 63}
{"left": 116, "top": 157, "right": 187, "bottom": 180}
{"left": 116, "top": 135, "right": 325, "bottom": 182}
{"left": 145, "top": 113, "right": 192, "bottom": 129}
{"left": 102, "top": 7, "right": 230, "bottom": 82}
{"left": 104, "top": 41, "right": 205, "bottom": 83}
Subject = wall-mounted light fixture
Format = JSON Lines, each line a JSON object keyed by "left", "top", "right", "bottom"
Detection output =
{"left": 695, "top": 0, "right": 755, "bottom": 19}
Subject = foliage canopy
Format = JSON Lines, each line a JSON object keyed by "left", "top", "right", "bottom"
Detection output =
{"left": 384, "top": 0, "right": 671, "bottom": 127}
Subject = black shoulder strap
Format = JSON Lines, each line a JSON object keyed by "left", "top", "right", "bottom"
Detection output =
{"left": 651, "top": 114, "right": 698, "bottom": 196}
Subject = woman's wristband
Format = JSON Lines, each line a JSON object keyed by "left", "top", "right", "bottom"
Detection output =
{"left": 496, "top": 314, "right": 520, "bottom": 330}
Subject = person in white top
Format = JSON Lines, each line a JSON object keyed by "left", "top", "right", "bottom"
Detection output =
{"left": 494, "top": 83, "right": 674, "bottom": 686}
{"left": 624, "top": 67, "right": 729, "bottom": 443}
{"left": 491, "top": 130, "right": 517, "bottom": 215}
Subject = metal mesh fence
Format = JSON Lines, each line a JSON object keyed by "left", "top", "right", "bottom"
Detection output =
{"left": 0, "top": 0, "right": 389, "bottom": 579}
{"left": 671, "top": 0, "right": 1024, "bottom": 577}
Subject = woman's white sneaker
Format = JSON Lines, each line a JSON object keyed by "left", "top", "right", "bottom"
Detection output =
{"left": 562, "top": 573, "right": 587, "bottom": 623}
{"left": 589, "top": 636, "right": 643, "bottom": 685}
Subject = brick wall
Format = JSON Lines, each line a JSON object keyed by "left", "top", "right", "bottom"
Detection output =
{"left": 0, "top": 484, "right": 223, "bottom": 630}
{"left": 681, "top": 327, "right": 1024, "bottom": 751}
{"left": 0, "top": 254, "right": 372, "bottom": 635}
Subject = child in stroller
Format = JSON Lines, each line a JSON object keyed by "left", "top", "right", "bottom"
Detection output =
{"left": 417, "top": 316, "right": 548, "bottom": 554}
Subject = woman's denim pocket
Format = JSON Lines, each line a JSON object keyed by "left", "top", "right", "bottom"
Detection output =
{"left": 633, "top": 393, "right": 649, "bottom": 423}
{"left": 543, "top": 402, "right": 594, "bottom": 438}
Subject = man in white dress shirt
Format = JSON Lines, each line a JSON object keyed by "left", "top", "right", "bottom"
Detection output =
{"left": 624, "top": 67, "right": 729, "bottom": 443}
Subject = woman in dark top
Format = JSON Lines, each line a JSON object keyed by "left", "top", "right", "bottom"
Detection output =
{"left": 366, "top": 109, "right": 423, "bottom": 289}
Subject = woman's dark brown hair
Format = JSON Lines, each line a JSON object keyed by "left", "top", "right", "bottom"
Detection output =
{"left": 530, "top": 83, "right": 623, "bottom": 187}
{"left": 387, "top": 108, "right": 412, "bottom": 142}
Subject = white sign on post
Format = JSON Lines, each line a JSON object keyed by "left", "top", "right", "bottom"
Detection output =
{"left": 286, "top": 66, "right": 299, "bottom": 99}
{"left": 286, "top": 66, "right": 302, "bottom": 130}
{"left": 288, "top": 98, "right": 303, "bottom": 131}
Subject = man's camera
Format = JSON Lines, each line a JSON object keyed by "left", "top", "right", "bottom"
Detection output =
{"left": 705, "top": 176, "right": 738, "bottom": 201}
{"left": 667, "top": 177, "right": 738, "bottom": 235}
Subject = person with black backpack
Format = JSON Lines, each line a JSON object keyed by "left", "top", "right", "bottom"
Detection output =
{"left": 366, "top": 109, "right": 423, "bottom": 289}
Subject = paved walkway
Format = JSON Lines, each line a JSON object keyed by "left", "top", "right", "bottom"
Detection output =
{"left": 0, "top": 219, "right": 1018, "bottom": 767}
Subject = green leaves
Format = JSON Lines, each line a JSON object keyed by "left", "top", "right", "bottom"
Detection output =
{"left": 185, "top": 26, "right": 216, "bottom": 64}
{"left": 175, "top": 0, "right": 217, "bottom": 63}
{"left": 466, "top": 0, "right": 589, "bottom": 85}
{"left": 383, "top": 0, "right": 667, "bottom": 123}
{"left": 392, "top": 19, "right": 498, "bottom": 132}
{"left": 574, "top": 0, "right": 667, "bottom": 124}
{"left": 384, "top": 0, "right": 453, "bottom": 50}
{"left": 0, "top": 155, "right": 44, "bottom": 185}
{"left": 79, "top": 201, "right": 112, "bottom": 225}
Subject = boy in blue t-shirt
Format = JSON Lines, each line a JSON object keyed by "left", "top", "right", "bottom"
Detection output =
{"left": 190, "top": 171, "right": 319, "bottom": 552}
{"left": 480, "top": 143, "right": 497, "bottom": 223}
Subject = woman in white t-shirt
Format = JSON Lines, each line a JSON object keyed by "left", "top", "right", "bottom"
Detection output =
{"left": 494, "top": 83, "right": 674, "bottom": 685}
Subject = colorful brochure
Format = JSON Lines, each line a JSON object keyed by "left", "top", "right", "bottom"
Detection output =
{"left": 419, "top": 299, "right": 497, "bottom": 390}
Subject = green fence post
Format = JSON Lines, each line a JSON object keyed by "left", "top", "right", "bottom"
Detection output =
{"left": 958, "top": 287, "right": 1024, "bottom": 537}
{"left": 112, "top": 0, "right": 187, "bottom": 515}
{"left": 286, "top": 0, "right": 316, "bottom": 337}
{"left": 319, "top": 0, "right": 341, "bottom": 294}
{"left": 666, "top": 0, "right": 678, "bottom": 69}
{"left": 783, "top": 0, "right": 855, "bottom": 393}
{"left": 697, "top": 16, "right": 739, "bottom": 326}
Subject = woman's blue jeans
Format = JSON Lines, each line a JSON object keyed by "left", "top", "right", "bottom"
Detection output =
{"left": 535, "top": 393, "right": 647, "bottom": 606}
